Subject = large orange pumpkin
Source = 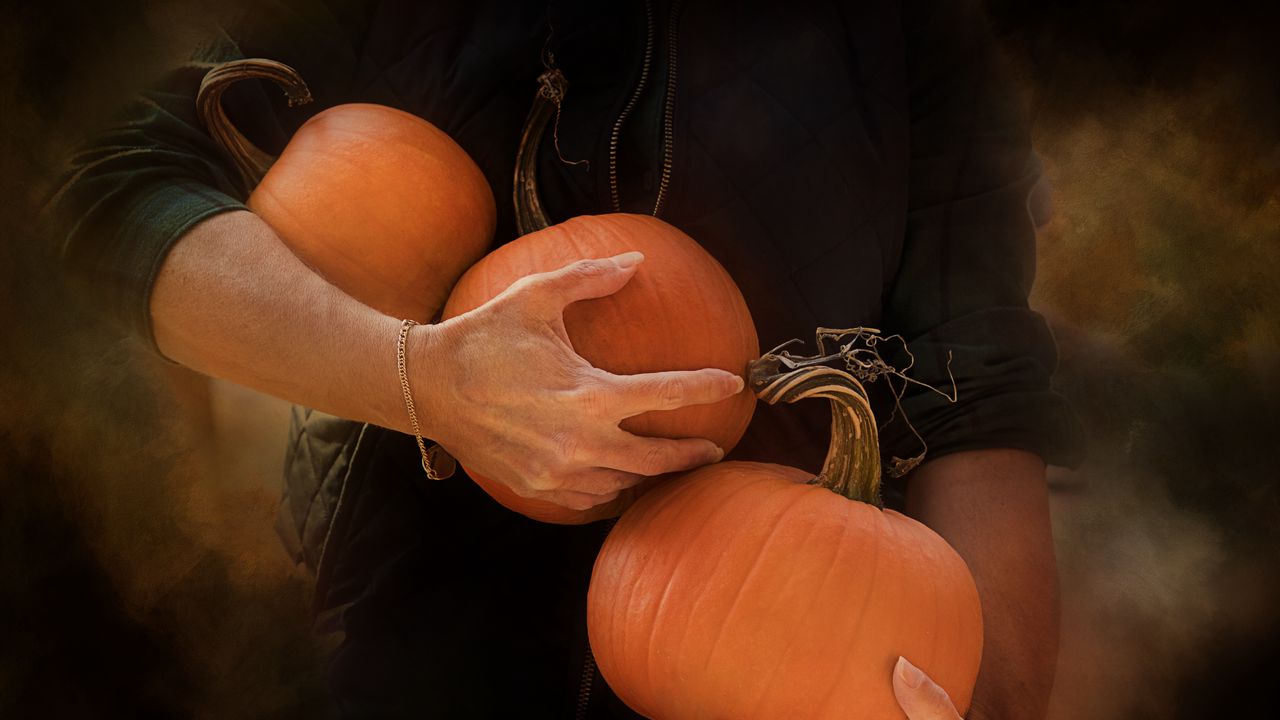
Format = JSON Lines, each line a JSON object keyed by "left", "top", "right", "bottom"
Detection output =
{"left": 197, "top": 59, "right": 495, "bottom": 321}
{"left": 586, "top": 356, "right": 984, "bottom": 719}
{"left": 441, "top": 213, "right": 759, "bottom": 524}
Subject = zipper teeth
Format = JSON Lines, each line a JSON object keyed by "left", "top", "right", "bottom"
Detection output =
{"left": 573, "top": 646, "right": 597, "bottom": 720}
{"left": 651, "top": 0, "right": 681, "bottom": 218}
{"left": 608, "top": 0, "right": 656, "bottom": 212}
{"left": 575, "top": 518, "right": 619, "bottom": 719}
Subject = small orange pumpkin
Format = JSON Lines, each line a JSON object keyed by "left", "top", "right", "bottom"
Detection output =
{"left": 441, "top": 213, "right": 759, "bottom": 524}
{"left": 198, "top": 59, "right": 495, "bottom": 322}
{"left": 586, "top": 355, "right": 983, "bottom": 719}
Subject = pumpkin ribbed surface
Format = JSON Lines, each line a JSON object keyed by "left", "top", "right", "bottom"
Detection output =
{"left": 249, "top": 103, "right": 495, "bottom": 322}
{"left": 587, "top": 353, "right": 984, "bottom": 719}
{"left": 442, "top": 213, "right": 759, "bottom": 524}
{"left": 587, "top": 461, "right": 983, "bottom": 719}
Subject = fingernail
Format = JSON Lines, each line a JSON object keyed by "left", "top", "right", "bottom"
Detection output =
{"left": 896, "top": 656, "right": 924, "bottom": 689}
{"left": 729, "top": 374, "right": 745, "bottom": 393}
{"left": 713, "top": 447, "right": 725, "bottom": 462}
{"left": 613, "top": 251, "right": 644, "bottom": 268}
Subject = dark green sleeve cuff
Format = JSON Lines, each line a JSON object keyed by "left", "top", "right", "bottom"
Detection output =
{"left": 875, "top": 307, "right": 1087, "bottom": 470}
{"left": 59, "top": 178, "right": 245, "bottom": 354}
{"left": 131, "top": 182, "right": 246, "bottom": 353}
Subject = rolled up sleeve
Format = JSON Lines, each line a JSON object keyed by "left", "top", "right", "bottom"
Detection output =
{"left": 877, "top": 0, "right": 1085, "bottom": 469}
{"left": 47, "top": 1, "right": 365, "bottom": 353}
{"left": 48, "top": 42, "right": 251, "bottom": 350}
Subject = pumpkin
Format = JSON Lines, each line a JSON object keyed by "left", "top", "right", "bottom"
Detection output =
{"left": 197, "top": 58, "right": 495, "bottom": 322}
{"left": 441, "top": 213, "right": 759, "bottom": 524}
{"left": 585, "top": 354, "right": 983, "bottom": 719}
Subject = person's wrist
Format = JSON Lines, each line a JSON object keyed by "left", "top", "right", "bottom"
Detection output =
{"left": 401, "top": 318, "right": 447, "bottom": 440}
{"left": 330, "top": 310, "right": 422, "bottom": 434}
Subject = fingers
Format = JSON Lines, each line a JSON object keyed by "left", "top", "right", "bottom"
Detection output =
{"left": 514, "top": 253, "right": 644, "bottom": 316}
{"left": 525, "top": 463, "right": 645, "bottom": 495}
{"left": 595, "top": 434, "right": 724, "bottom": 477}
{"left": 523, "top": 426, "right": 716, "bottom": 494}
{"left": 893, "top": 656, "right": 963, "bottom": 720}
{"left": 520, "top": 471, "right": 628, "bottom": 511}
{"left": 607, "top": 368, "right": 745, "bottom": 418}
{"left": 542, "top": 488, "right": 620, "bottom": 512}
{"left": 566, "top": 467, "right": 646, "bottom": 495}
{"left": 506, "top": 467, "right": 621, "bottom": 510}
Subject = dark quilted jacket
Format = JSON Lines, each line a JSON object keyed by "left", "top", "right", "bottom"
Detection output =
{"left": 52, "top": 0, "right": 1084, "bottom": 715}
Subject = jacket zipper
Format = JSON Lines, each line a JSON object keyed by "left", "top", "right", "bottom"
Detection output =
{"left": 574, "top": 520, "right": 619, "bottom": 719}
{"left": 651, "top": 0, "right": 681, "bottom": 217}
{"left": 607, "top": 0, "right": 682, "bottom": 218}
{"left": 580, "top": 3, "right": 680, "bottom": 715}
{"left": 607, "top": 0, "right": 656, "bottom": 213}
{"left": 574, "top": 643, "right": 599, "bottom": 720}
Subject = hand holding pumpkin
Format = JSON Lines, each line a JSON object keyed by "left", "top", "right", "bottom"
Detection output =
{"left": 193, "top": 61, "right": 756, "bottom": 520}
{"left": 895, "top": 656, "right": 965, "bottom": 719}
{"left": 411, "top": 252, "right": 742, "bottom": 512}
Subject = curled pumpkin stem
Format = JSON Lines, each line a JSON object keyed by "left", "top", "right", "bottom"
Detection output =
{"left": 197, "top": 58, "right": 313, "bottom": 189}
{"left": 514, "top": 60, "right": 592, "bottom": 236}
{"left": 513, "top": 67, "right": 566, "bottom": 235}
{"left": 750, "top": 357, "right": 883, "bottom": 506}
{"left": 750, "top": 327, "right": 958, "bottom": 486}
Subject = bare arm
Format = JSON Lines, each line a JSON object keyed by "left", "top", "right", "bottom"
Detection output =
{"left": 151, "top": 210, "right": 739, "bottom": 509}
{"left": 151, "top": 210, "right": 408, "bottom": 430}
{"left": 897, "top": 448, "right": 1059, "bottom": 719}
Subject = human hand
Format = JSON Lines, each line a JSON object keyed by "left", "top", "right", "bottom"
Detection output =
{"left": 894, "top": 656, "right": 964, "bottom": 720}
{"left": 414, "top": 252, "right": 743, "bottom": 511}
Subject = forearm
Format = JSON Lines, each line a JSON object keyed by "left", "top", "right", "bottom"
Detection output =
{"left": 904, "top": 448, "right": 1059, "bottom": 719}
{"left": 149, "top": 209, "right": 733, "bottom": 513}
{"left": 150, "top": 209, "right": 424, "bottom": 433}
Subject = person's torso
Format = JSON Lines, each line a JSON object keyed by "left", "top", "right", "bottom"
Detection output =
{"left": 260, "top": 2, "right": 915, "bottom": 716}
{"left": 327, "top": 0, "right": 913, "bottom": 474}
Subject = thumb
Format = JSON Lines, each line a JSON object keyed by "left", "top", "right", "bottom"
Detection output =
{"left": 521, "top": 252, "right": 645, "bottom": 316}
{"left": 893, "top": 656, "right": 963, "bottom": 720}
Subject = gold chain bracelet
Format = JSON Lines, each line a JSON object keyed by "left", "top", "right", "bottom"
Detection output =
{"left": 397, "top": 319, "right": 455, "bottom": 480}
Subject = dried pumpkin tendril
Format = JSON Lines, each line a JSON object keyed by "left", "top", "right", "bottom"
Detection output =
{"left": 750, "top": 327, "right": 957, "bottom": 482}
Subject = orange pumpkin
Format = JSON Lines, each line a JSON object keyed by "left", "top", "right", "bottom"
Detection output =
{"left": 198, "top": 59, "right": 495, "bottom": 322}
{"left": 586, "top": 357, "right": 983, "bottom": 719}
{"left": 441, "top": 213, "right": 759, "bottom": 524}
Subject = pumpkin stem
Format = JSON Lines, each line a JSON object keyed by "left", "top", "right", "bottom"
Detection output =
{"left": 196, "top": 58, "right": 313, "bottom": 190}
{"left": 749, "top": 354, "right": 884, "bottom": 507}
{"left": 513, "top": 68, "right": 568, "bottom": 235}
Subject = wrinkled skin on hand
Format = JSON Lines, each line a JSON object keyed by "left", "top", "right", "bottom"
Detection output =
{"left": 414, "top": 252, "right": 743, "bottom": 512}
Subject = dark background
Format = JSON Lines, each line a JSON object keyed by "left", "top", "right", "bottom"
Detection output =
{"left": 2, "top": 0, "right": 1278, "bottom": 717}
